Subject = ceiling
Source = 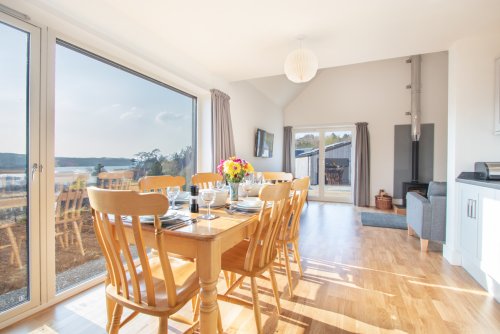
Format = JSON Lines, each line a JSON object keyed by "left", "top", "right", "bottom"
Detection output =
{"left": 11, "top": 0, "right": 500, "bottom": 106}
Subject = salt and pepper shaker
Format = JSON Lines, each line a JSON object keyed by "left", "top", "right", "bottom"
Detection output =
{"left": 190, "top": 185, "right": 199, "bottom": 213}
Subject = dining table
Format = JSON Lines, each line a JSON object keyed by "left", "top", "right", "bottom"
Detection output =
{"left": 108, "top": 202, "right": 261, "bottom": 334}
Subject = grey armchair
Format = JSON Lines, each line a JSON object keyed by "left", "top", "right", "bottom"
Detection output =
{"left": 406, "top": 181, "right": 447, "bottom": 252}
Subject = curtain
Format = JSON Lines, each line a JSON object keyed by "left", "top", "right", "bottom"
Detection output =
{"left": 282, "top": 126, "right": 293, "bottom": 172}
{"left": 354, "top": 122, "right": 370, "bottom": 206}
{"left": 211, "top": 89, "right": 236, "bottom": 171}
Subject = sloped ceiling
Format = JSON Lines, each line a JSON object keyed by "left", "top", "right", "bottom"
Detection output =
{"left": 8, "top": 0, "right": 500, "bottom": 107}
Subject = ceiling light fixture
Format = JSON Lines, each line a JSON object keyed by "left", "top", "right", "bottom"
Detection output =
{"left": 284, "top": 37, "right": 318, "bottom": 83}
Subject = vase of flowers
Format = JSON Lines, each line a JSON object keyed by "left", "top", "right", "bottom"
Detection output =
{"left": 217, "top": 156, "right": 254, "bottom": 201}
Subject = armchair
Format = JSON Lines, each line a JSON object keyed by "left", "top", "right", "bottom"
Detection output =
{"left": 406, "top": 181, "right": 447, "bottom": 252}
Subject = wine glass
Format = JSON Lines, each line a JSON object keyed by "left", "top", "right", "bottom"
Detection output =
{"left": 215, "top": 180, "right": 224, "bottom": 190}
{"left": 167, "top": 186, "right": 181, "bottom": 210}
{"left": 242, "top": 179, "right": 253, "bottom": 198}
{"left": 199, "top": 189, "right": 217, "bottom": 220}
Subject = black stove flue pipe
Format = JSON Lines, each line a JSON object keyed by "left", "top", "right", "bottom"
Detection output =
{"left": 412, "top": 141, "right": 419, "bottom": 183}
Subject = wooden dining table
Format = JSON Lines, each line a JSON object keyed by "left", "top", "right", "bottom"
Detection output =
{"left": 111, "top": 205, "right": 260, "bottom": 334}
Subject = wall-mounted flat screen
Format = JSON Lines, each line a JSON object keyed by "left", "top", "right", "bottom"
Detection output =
{"left": 255, "top": 128, "right": 274, "bottom": 158}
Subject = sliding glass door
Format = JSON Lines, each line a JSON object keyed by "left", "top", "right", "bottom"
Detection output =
{"left": 293, "top": 126, "right": 355, "bottom": 203}
{"left": 0, "top": 14, "right": 41, "bottom": 319}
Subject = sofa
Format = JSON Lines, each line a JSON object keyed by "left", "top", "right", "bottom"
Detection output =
{"left": 406, "top": 181, "right": 447, "bottom": 252}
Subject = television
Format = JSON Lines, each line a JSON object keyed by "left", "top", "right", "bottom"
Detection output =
{"left": 255, "top": 128, "right": 274, "bottom": 158}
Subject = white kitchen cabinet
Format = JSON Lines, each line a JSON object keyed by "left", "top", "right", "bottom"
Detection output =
{"left": 457, "top": 181, "right": 500, "bottom": 302}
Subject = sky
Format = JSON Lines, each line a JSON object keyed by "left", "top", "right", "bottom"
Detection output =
{"left": 0, "top": 22, "right": 27, "bottom": 155}
{"left": 0, "top": 21, "right": 195, "bottom": 160}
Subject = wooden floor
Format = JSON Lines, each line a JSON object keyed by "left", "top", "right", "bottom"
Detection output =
{"left": 3, "top": 202, "right": 500, "bottom": 333}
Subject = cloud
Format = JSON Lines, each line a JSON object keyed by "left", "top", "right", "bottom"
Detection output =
{"left": 155, "top": 111, "right": 185, "bottom": 124}
{"left": 120, "top": 109, "right": 143, "bottom": 120}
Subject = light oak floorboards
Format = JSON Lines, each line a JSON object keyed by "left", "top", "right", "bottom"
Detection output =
{"left": 3, "top": 202, "right": 500, "bottom": 333}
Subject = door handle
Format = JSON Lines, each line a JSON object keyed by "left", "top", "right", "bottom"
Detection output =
{"left": 467, "top": 199, "right": 471, "bottom": 218}
{"left": 32, "top": 163, "right": 38, "bottom": 181}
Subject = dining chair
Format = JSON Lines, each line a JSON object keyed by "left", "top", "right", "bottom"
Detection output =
{"left": 97, "top": 170, "right": 134, "bottom": 190}
{"left": 218, "top": 182, "right": 291, "bottom": 334}
{"left": 87, "top": 187, "right": 218, "bottom": 334}
{"left": 277, "top": 176, "right": 309, "bottom": 297}
{"left": 262, "top": 171, "right": 293, "bottom": 183}
{"left": 0, "top": 222, "right": 23, "bottom": 268}
{"left": 138, "top": 175, "right": 186, "bottom": 194}
{"left": 191, "top": 172, "right": 222, "bottom": 189}
{"left": 55, "top": 187, "right": 88, "bottom": 256}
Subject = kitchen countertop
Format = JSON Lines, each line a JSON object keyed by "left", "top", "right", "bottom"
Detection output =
{"left": 456, "top": 172, "right": 500, "bottom": 190}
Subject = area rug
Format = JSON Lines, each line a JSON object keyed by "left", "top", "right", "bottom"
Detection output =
{"left": 360, "top": 212, "right": 407, "bottom": 230}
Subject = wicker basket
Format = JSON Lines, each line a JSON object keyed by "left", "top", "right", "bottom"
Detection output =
{"left": 375, "top": 195, "right": 393, "bottom": 210}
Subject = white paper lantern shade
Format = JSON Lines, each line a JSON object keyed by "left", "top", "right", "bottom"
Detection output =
{"left": 284, "top": 48, "right": 318, "bottom": 83}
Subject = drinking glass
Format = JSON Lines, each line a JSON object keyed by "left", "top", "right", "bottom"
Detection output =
{"left": 199, "top": 189, "right": 217, "bottom": 220}
{"left": 215, "top": 180, "right": 224, "bottom": 190}
{"left": 167, "top": 186, "right": 181, "bottom": 210}
{"left": 242, "top": 179, "right": 253, "bottom": 198}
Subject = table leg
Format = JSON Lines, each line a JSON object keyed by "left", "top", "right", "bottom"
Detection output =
{"left": 197, "top": 239, "right": 221, "bottom": 334}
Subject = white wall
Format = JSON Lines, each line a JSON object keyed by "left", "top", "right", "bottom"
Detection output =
{"left": 226, "top": 81, "right": 283, "bottom": 172}
{"left": 284, "top": 52, "right": 448, "bottom": 205}
{"left": 445, "top": 28, "right": 500, "bottom": 264}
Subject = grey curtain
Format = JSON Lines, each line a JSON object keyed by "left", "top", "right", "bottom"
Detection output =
{"left": 354, "top": 122, "right": 370, "bottom": 206}
{"left": 211, "top": 89, "right": 236, "bottom": 171}
{"left": 283, "top": 126, "right": 293, "bottom": 172}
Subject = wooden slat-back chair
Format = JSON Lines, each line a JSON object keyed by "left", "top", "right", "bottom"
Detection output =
{"left": 262, "top": 171, "right": 293, "bottom": 183}
{"left": 55, "top": 188, "right": 88, "bottom": 256}
{"left": 87, "top": 187, "right": 205, "bottom": 334}
{"left": 218, "top": 182, "right": 291, "bottom": 334}
{"left": 0, "top": 222, "right": 23, "bottom": 268}
{"left": 191, "top": 173, "right": 222, "bottom": 189}
{"left": 98, "top": 170, "right": 134, "bottom": 190}
{"left": 277, "top": 176, "right": 309, "bottom": 297}
{"left": 138, "top": 175, "right": 186, "bottom": 195}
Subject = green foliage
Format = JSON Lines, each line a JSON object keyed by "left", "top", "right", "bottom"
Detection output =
{"left": 132, "top": 147, "right": 193, "bottom": 183}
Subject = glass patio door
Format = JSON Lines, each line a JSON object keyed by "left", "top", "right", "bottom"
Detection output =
{"left": 0, "top": 14, "right": 41, "bottom": 319}
{"left": 293, "top": 126, "right": 355, "bottom": 203}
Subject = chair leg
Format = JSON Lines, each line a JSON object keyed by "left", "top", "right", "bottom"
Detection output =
{"left": 420, "top": 239, "right": 429, "bottom": 252}
{"left": 283, "top": 244, "right": 294, "bottom": 298}
{"left": 223, "top": 270, "right": 231, "bottom": 288}
{"left": 158, "top": 316, "right": 168, "bottom": 334}
{"left": 217, "top": 302, "right": 224, "bottom": 334}
{"left": 5, "top": 227, "right": 22, "bottom": 269}
{"left": 109, "top": 303, "right": 123, "bottom": 334}
{"left": 269, "top": 268, "right": 281, "bottom": 314}
{"left": 193, "top": 294, "right": 200, "bottom": 322}
{"left": 72, "top": 221, "right": 85, "bottom": 256}
{"left": 292, "top": 241, "right": 304, "bottom": 277}
{"left": 250, "top": 277, "right": 263, "bottom": 334}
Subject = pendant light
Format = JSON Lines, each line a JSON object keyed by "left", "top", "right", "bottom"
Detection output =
{"left": 284, "top": 38, "right": 318, "bottom": 83}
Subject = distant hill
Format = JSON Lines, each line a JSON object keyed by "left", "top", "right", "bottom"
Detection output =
{"left": 0, "top": 153, "right": 132, "bottom": 169}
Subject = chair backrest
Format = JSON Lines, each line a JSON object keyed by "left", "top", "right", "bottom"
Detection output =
{"left": 138, "top": 175, "right": 186, "bottom": 195}
{"left": 55, "top": 188, "right": 88, "bottom": 224}
{"left": 428, "top": 181, "right": 447, "bottom": 197}
{"left": 97, "top": 170, "right": 134, "bottom": 190}
{"left": 87, "top": 187, "right": 180, "bottom": 308}
{"left": 244, "top": 182, "right": 291, "bottom": 271}
{"left": 262, "top": 172, "right": 293, "bottom": 183}
{"left": 191, "top": 172, "right": 222, "bottom": 189}
{"left": 285, "top": 177, "right": 309, "bottom": 241}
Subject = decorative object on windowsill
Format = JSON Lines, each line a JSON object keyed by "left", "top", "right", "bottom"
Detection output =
{"left": 217, "top": 157, "right": 254, "bottom": 201}
{"left": 375, "top": 189, "right": 393, "bottom": 210}
{"left": 284, "top": 37, "right": 319, "bottom": 83}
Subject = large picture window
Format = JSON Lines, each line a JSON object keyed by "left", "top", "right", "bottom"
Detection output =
{"left": 54, "top": 40, "right": 196, "bottom": 292}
